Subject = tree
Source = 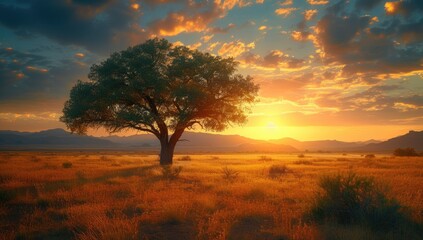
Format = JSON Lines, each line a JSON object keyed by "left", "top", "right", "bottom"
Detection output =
{"left": 61, "top": 38, "right": 259, "bottom": 165}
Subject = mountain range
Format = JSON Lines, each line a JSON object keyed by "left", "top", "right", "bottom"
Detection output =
{"left": 0, "top": 128, "right": 422, "bottom": 152}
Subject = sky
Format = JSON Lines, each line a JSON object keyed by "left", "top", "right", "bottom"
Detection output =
{"left": 0, "top": 0, "right": 422, "bottom": 141}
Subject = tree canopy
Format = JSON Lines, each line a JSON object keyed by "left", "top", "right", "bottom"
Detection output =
{"left": 61, "top": 38, "right": 259, "bottom": 164}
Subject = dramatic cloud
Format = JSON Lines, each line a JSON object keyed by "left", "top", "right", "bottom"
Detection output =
{"left": 307, "top": 0, "right": 329, "bottom": 5}
{"left": 218, "top": 40, "right": 255, "bottom": 57}
{"left": 310, "top": 2, "right": 423, "bottom": 78}
{"left": 0, "top": 0, "right": 143, "bottom": 54}
{"left": 275, "top": 8, "right": 298, "bottom": 17}
{"left": 241, "top": 50, "right": 305, "bottom": 69}
{"left": 384, "top": 0, "right": 423, "bottom": 16}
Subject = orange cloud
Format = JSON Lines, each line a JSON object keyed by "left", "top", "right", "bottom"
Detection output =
{"left": 74, "top": 53, "right": 85, "bottom": 58}
{"left": 130, "top": 3, "right": 140, "bottom": 11}
{"left": 258, "top": 25, "right": 267, "bottom": 31}
{"left": 275, "top": 8, "right": 298, "bottom": 17}
{"left": 187, "top": 42, "right": 202, "bottom": 50}
{"left": 281, "top": 0, "right": 293, "bottom": 6}
{"left": 385, "top": 2, "right": 400, "bottom": 15}
{"left": 26, "top": 66, "right": 48, "bottom": 73}
{"left": 201, "top": 34, "right": 214, "bottom": 43}
{"left": 304, "top": 9, "right": 318, "bottom": 21}
{"left": 307, "top": 0, "right": 329, "bottom": 5}
{"left": 218, "top": 40, "right": 255, "bottom": 57}
{"left": 207, "top": 42, "right": 221, "bottom": 52}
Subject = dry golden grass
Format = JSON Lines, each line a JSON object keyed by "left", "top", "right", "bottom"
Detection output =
{"left": 0, "top": 151, "right": 422, "bottom": 239}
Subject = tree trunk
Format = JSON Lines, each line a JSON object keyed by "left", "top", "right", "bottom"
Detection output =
{"left": 159, "top": 141, "right": 175, "bottom": 165}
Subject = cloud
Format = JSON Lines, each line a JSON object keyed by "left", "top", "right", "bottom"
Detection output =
{"left": 258, "top": 25, "right": 267, "bottom": 31}
{"left": 209, "top": 23, "right": 236, "bottom": 34}
{"left": 384, "top": 0, "right": 423, "bottom": 16}
{"left": 355, "top": 0, "right": 383, "bottom": 10}
{"left": 0, "top": 48, "right": 90, "bottom": 112}
{"left": 304, "top": 9, "right": 318, "bottom": 21}
{"left": 307, "top": 0, "right": 329, "bottom": 5}
{"left": 0, "top": 0, "right": 143, "bottom": 54}
{"left": 201, "top": 34, "right": 214, "bottom": 42}
{"left": 241, "top": 50, "right": 305, "bottom": 69}
{"left": 275, "top": 8, "right": 298, "bottom": 17}
{"left": 305, "top": 2, "right": 423, "bottom": 78}
{"left": 218, "top": 40, "right": 255, "bottom": 57}
{"left": 281, "top": 0, "right": 293, "bottom": 6}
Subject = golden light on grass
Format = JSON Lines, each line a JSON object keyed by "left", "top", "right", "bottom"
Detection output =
{"left": 1, "top": 152, "right": 422, "bottom": 239}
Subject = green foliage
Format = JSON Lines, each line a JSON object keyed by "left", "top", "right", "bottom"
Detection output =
{"left": 62, "top": 161, "right": 72, "bottom": 168}
{"left": 309, "top": 172, "right": 408, "bottom": 231}
{"left": 393, "top": 148, "right": 419, "bottom": 156}
{"left": 161, "top": 166, "right": 182, "bottom": 180}
{"left": 61, "top": 38, "right": 259, "bottom": 165}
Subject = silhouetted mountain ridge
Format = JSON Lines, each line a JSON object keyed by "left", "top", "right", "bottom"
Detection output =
{"left": 0, "top": 128, "right": 421, "bottom": 152}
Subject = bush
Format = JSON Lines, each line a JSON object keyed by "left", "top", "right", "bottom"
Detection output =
{"left": 364, "top": 154, "right": 375, "bottom": 159}
{"left": 259, "top": 155, "right": 272, "bottom": 161}
{"left": 297, "top": 154, "right": 305, "bottom": 158}
{"left": 161, "top": 166, "right": 182, "bottom": 180}
{"left": 62, "top": 161, "right": 72, "bottom": 168}
{"left": 393, "top": 148, "right": 419, "bottom": 157}
{"left": 178, "top": 155, "right": 192, "bottom": 161}
{"left": 221, "top": 166, "right": 239, "bottom": 181}
{"left": 268, "top": 165, "right": 291, "bottom": 178}
{"left": 308, "top": 172, "right": 407, "bottom": 231}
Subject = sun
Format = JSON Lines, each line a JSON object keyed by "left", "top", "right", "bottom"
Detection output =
{"left": 266, "top": 121, "right": 277, "bottom": 129}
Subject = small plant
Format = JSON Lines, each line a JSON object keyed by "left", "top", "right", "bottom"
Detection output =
{"left": 364, "top": 154, "right": 376, "bottom": 159}
{"left": 76, "top": 171, "right": 87, "bottom": 182}
{"left": 393, "top": 148, "right": 419, "bottom": 157}
{"left": 297, "top": 154, "right": 306, "bottom": 158}
{"left": 62, "top": 161, "right": 72, "bottom": 168}
{"left": 178, "top": 155, "right": 192, "bottom": 161}
{"left": 161, "top": 165, "right": 182, "bottom": 180}
{"left": 221, "top": 166, "right": 239, "bottom": 181}
{"left": 308, "top": 172, "right": 407, "bottom": 231}
{"left": 259, "top": 155, "right": 272, "bottom": 161}
{"left": 210, "top": 156, "right": 220, "bottom": 160}
{"left": 268, "top": 164, "right": 291, "bottom": 178}
{"left": 294, "top": 160, "right": 313, "bottom": 165}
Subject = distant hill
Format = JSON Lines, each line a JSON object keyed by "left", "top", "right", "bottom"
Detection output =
{"left": 0, "top": 128, "right": 116, "bottom": 149}
{"left": 0, "top": 128, "right": 421, "bottom": 152}
{"left": 102, "top": 132, "right": 297, "bottom": 152}
{"left": 360, "top": 130, "right": 423, "bottom": 152}
{"left": 269, "top": 138, "right": 380, "bottom": 151}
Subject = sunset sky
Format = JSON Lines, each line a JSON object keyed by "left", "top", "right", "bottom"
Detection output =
{"left": 0, "top": 0, "right": 422, "bottom": 141}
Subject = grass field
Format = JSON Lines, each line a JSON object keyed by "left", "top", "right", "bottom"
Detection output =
{"left": 0, "top": 151, "right": 422, "bottom": 239}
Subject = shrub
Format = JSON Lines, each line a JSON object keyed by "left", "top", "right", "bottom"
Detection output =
{"left": 393, "top": 148, "right": 419, "bottom": 157}
{"left": 294, "top": 160, "right": 313, "bottom": 165}
{"left": 297, "top": 154, "right": 305, "bottom": 158}
{"left": 221, "top": 166, "right": 239, "bottom": 181}
{"left": 62, "top": 161, "right": 72, "bottom": 168}
{"left": 308, "top": 172, "right": 407, "bottom": 231}
{"left": 364, "top": 154, "right": 376, "bottom": 159}
{"left": 268, "top": 165, "right": 291, "bottom": 178}
{"left": 161, "top": 166, "right": 182, "bottom": 180}
{"left": 259, "top": 155, "right": 272, "bottom": 161}
{"left": 178, "top": 155, "right": 192, "bottom": 161}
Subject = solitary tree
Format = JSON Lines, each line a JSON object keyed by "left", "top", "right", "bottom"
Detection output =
{"left": 61, "top": 38, "right": 259, "bottom": 165}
